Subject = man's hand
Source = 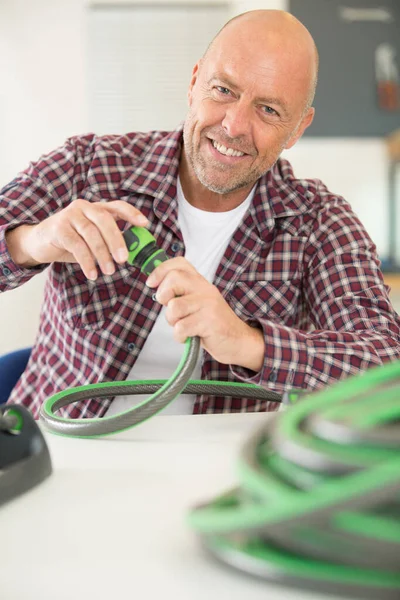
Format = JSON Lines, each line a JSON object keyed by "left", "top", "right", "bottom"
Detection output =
{"left": 146, "top": 257, "right": 265, "bottom": 372}
{"left": 5, "top": 200, "right": 149, "bottom": 280}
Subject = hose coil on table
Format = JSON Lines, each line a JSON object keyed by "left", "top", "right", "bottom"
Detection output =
{"left": 188, "top": 360, "right": 400, "bottom": 599}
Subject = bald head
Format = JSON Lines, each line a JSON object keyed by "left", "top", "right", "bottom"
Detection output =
{"left": 181, "top": 9, "right": 318, "bottom": 203}
{"left": 204, "top": 10, "right": 319, "bottom": 111}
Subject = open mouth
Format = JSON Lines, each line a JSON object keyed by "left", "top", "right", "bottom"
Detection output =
{"left": 208, "top": 138, "right": 248, "bottom": 161}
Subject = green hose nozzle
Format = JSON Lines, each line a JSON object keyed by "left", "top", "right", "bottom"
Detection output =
{"left": 124, "top": 226, "right": 169, "bottom": 275}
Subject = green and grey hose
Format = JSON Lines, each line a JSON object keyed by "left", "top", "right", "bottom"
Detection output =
{"left": 38, "top": 225, "right": 400, "bottom": 598}
{"left": 188, "top": 359, "right": 400, "bottom": 599}
{"left": 39, "top": 226, "right": 283, "bottom": 437}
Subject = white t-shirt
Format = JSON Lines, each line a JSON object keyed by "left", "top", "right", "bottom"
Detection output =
{"left": 105, "top": 179, "right": 255, "bottom": 416}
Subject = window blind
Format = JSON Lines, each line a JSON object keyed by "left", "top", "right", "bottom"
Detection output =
{"left": 87, "top": 4, "right": 230, "bottom": 133}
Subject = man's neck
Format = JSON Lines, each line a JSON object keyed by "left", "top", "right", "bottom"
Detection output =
{"left": 178, "top": 155, "right": 254, "bottom": 213}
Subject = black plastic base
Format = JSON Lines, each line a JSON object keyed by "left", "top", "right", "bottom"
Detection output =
{"left": 0, "top": 405, "right": 52, "bottom": 507}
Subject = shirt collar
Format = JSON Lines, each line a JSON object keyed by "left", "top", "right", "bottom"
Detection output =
{"left": 249, "top": 158, "right": 314, "bottom": 238}
{"left": 120, "top": 124, "right": 312, "bottom": 239}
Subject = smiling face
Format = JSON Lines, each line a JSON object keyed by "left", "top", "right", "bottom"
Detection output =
{"left": 181, "top": 11, "right": 317, "bottom": 203}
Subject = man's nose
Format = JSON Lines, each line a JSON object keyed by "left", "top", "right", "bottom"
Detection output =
{"left": 221, "top": 101, "right": 252, "bottom": 139}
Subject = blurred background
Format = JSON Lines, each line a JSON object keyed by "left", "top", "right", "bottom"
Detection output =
{"left": 0, "top": 0, "right": 399, "bottom": 354}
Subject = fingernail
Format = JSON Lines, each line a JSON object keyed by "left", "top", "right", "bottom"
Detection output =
{"left": 146, "top": 275, "right": 154, "bottom": 286}
{"left": 105, "top": 262, "right": 115, "bottom": 275}
{"left": 88, "top": 270, "right": 97, "bottom": 281}
{"left": 138, "top": 215, "right": 149, "bottom": 225}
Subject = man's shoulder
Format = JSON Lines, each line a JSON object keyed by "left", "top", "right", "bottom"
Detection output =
{"left": 268, "top": 158, "right": 370, "bottom": 246}
{"left": 64, "top": 129, "right": 175, "bottom": 161}
{"left": 270, "top": 157, "right": 350, "bottom": 213}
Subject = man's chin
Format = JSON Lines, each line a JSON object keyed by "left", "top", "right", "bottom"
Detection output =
{"left": 194, "top": 163, "right": 239, "bottom": 188}
{"left": 196, "top": 172, "right": 252, "bottom": 195}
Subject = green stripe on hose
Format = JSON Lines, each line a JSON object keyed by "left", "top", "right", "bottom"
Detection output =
{"left": 187, "top": 359, "right": 400, "bottom": 598}
{"left": 40, "top": 336, "right": 197, "bottom": 437}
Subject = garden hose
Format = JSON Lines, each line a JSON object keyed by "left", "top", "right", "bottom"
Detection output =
{"left": 37, "top": 226, "right": 400, "bottom": 598}
{"left": 187, "top": 359, "right": 400, "bottom": 599}
{"left": 39, "top": 226, "right": 284, "bottom": 438}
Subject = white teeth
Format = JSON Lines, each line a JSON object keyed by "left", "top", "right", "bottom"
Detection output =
{"left": 212, "top": 140, "right": 244, "bottom": 157}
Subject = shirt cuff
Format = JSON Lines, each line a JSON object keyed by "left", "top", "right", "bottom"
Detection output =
{"left": 230, "top": 319, "right": 310, "bottom": 392}
{"left": 0, "top": 224, "right": 46, "bottom": 287}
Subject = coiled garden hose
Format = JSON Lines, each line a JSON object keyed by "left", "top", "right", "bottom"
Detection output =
{"left": 187, "top": 359, "right": 400, "bottom": 599}
{"left": 39, "top": 227, "right": 283, "bottom": 437}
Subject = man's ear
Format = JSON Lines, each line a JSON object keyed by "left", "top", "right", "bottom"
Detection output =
{"left": 187, "top": 61, "right": 201, "bottom": 106}
{"left": 285, "top": 107, "right": 315, "bottom": 150}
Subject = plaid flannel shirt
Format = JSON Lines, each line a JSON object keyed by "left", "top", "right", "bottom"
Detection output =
{"left": 1, "top": 125, "right": 400, "bottom": 418}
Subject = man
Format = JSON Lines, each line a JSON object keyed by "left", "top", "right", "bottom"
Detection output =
{"left": 1, "top": 10, "right": 399, "bottom": 419}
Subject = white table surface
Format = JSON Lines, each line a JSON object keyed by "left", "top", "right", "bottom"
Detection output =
{"left": 1, "top": 413, "right": 349, "bottom": 600}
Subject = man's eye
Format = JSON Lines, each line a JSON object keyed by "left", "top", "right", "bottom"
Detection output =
{"left": 262, "top": 105, "right": 278, "bottom": 116}
{"left": 216, "top": 86, "right": 231, "bottom": 95}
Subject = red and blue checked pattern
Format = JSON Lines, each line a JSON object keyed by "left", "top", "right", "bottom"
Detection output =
{"left": 1, "top": 125, "right": 400, "bottom": 418}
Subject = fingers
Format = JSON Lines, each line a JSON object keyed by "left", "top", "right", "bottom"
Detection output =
{"left": 167, "top": 297, "right": 224, "bottom": 345}
{"left": 79, "top": 205, "right": 128, "bottom": 276}
{"left": 63, "top": 200, "right": 149, "bottom": 279}
{"left": 26, "top": 199, "right": 150, "bottom": 278}
{"left": 152, "top": 267, "right": 218, "bottom": 343}
{"left": 58, "top": 224, "right": 98, "bottom": 280}
{"left": 165, "top": 294, "right": 199, "bottom": 326}
{"left": 81, "top": 200, "right": 149, "bottom": 265}
{"left": 165, "top": 297, "right": 208, "bottom": 344}
{"left": 144, "top": 257, "right": 261, "bottom": 368}
{"left": 172, "top": 313, "right": 201, "bottom": 344}
{"left": 149, "top": 264, "right": 204, "bottom": 306}
{"left": 146, "top": 257, "right": 197, "bottom": 288}
{"left": 104, "top": 200, "right": 149, "bottom": 229}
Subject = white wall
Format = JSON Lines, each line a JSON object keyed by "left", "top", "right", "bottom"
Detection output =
{"left": 0, "top": 0, "right": 88, "bottom": 354}
{"left": 283, "top": 138, "right": 389, "bottom": 255}
{"left": 0, "top": 0, "right": 391, "bottom": 354}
